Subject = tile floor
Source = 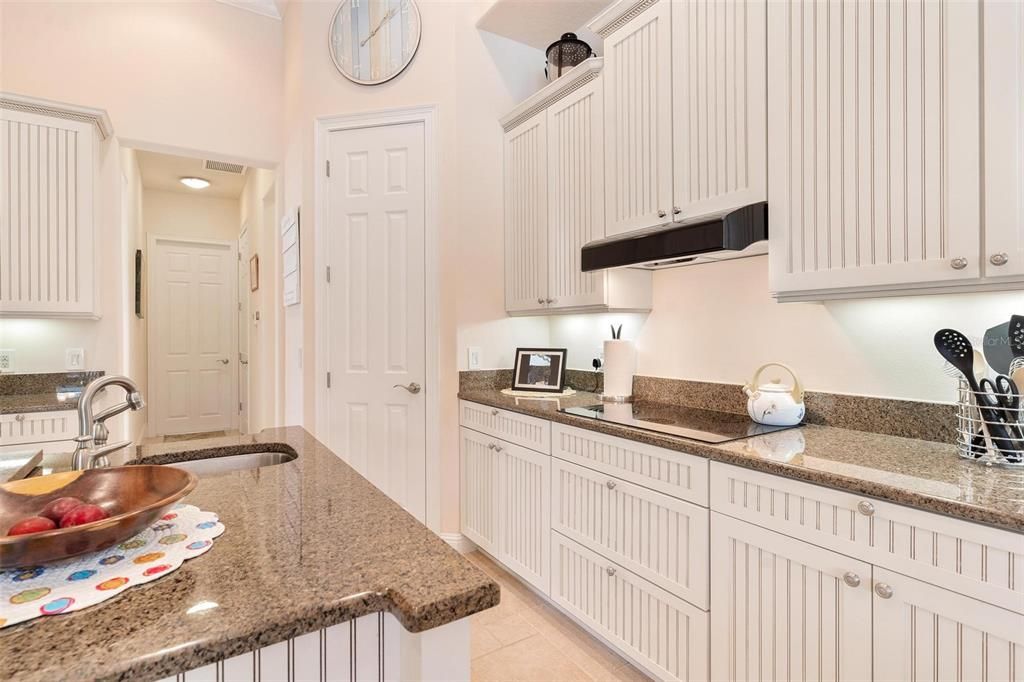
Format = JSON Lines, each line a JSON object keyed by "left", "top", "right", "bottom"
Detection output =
{"left": 465, "top": 551, "right": 651, "bottom": 682}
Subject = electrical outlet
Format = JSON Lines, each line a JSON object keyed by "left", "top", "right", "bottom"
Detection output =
{"left": 467, "top": 346, "right": 482, "bottom": 370}
{"left": 0, "top": 350, "right": 14, "bottom": 372}
{"left": 66, "top": 348, "right": 85, "bottom": 370}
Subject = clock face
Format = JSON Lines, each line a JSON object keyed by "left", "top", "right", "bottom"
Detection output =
{"left": 329, "top": 0, "right": 422, "bottom": 85}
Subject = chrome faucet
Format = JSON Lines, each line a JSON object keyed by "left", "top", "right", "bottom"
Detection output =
{"left": 71, "top": 375, "right": 145, "bottom": 470}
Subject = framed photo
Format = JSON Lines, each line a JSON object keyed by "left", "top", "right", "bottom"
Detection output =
{"left": 249, "top": 254, "right": 260, "bottom": 292}
{"left": 512, "top": 348, "right": 568, "bottom": 393}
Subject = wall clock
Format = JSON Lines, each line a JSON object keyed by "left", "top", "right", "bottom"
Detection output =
{"left": 329, "top": 0, "right": 422, "bottom": 85}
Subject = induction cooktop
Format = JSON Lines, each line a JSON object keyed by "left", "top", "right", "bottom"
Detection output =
{"left": 560, "top": 401, "right": 800, "bottom": 444}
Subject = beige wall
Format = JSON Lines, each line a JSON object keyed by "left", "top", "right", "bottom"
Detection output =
{"left": 121, "top": 148, "right": 147, "bottom": 442}
{"left": 0, "top": 0, "right": 283, "bottom": 165}
{"left": 142, "top": 189, "right": 239, "bottom": 243}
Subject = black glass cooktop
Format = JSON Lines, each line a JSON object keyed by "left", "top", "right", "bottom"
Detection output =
{"left": 560, "top": 401, "right": 800, "bottom": 444}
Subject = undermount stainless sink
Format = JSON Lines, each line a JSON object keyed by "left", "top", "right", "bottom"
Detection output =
{"left": 168, "top": 451, "right": 296, "bottom": 476}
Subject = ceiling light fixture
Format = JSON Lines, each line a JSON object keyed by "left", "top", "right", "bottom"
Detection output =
{"left": 180, "top": 177, "right": 211, "bottom": 190}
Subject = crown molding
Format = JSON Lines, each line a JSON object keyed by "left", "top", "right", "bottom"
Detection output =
{"left": 586, "top": 0, "right": 659, "bottom": 37}
{"left": 500, "top": 58, "right": 603, "bottom": 132}
{"left": 0, "top": 92, "right": 114, "bottom": 140}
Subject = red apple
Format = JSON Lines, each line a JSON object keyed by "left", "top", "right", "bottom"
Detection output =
{"left": 7, "top": 516, "right": 57, "bottom": 536}
{"left": 39, "top": 496, "right": 84, "bottom": 523}
{"left": 59, "top": 504, "right": 110, "bottom": 528}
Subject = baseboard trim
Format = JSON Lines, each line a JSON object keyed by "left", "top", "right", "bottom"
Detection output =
{"left": 439, "top": 532, "right": 476, "bottom": 554}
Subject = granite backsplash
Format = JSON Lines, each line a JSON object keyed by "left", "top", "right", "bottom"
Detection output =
{"left": 459, "top": 370, "right": 956, "bottom": 444}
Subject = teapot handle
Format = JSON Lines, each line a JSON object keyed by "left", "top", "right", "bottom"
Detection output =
{"left": 747, "top": 363, "right": 804, "bottom": 402}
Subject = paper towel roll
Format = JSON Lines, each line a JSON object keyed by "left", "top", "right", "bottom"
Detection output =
{"left": 603, "top": 339, "right": 636, "bottom": 400}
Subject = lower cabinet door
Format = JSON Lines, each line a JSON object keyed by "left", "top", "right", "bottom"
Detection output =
{"left": 710, "top": 513, "right": 873, "bottom": 682}
{"left": 551, "top": 532, "right": 709, "bottom": 681}
{"left": 460, "top": 427, "right": 500, "bottom": 554}
{"left": 873, "top": 567, "right": 1024, "bottom": 682}
{"left": 498, "top": 441, "right": 550, "bottom": 593}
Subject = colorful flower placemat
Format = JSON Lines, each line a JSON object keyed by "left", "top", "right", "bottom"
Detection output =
{"left": 1, "top": 504, "right": 224, "bottom": 628}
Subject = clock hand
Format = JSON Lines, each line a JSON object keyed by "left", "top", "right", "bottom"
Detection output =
{"left": 360, "top": 3, "right": 401, "bottom": 47}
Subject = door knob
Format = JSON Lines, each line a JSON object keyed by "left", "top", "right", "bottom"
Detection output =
{"left": 393, "top": 382, "right": 422, "bottom": 394}
{"left": 219, "top": 358, "right": 230, "bottom": 365}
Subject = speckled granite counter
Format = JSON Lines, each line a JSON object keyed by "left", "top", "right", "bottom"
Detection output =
{"left": 0, "top": 371, "right": 103, "bottom": 415}
{"left": 459, "top": 388, "right": 1024, "bottom": 533}
{"left": 0, "top": 427, "right": 498, "bottom": 682}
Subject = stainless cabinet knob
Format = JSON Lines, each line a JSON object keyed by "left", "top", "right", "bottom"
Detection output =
{"left": 857, "top": 500, "right": 875, "bottom": 516}
{"left": 990, "top": 253, "right": 1009, "bottom": 266}
{"left": 672, "top": 206, "right": 682, "bottom": 215}
{"left": 392, "top": 382, "right": 421, "bottom": 394}
{"left": 657, "top": 209, "right": 667, "bottom": 218}
{"left": 219, "top": 358, "right": 230, "bottom": 365}
{"left": 537, "top": 297, "right": 545, "bottom": 305}
{"left": 15, "top": 414, "right": 25, "bottom": 422}
{"left": 606, "top": 480, "right": 617, "bottom": 490}
{"left": 874, "top": 582, "right": 894, "bottom": 599}
{"left": 490, "top": 409, "right": 499, "bottom": 416}
{"left": 950, "top": 257, "right": 969, "bottom": 270}
{"left": 843, "top": 572, "right": 861, "bottom": 588}
{"left": 494, "top": 444, "right": 504, "bottom": 453}
{"left": 487, "top": 443, "right": 496, "bottom": 450}
{"left": 606, "top": 566, "right": 616, "bottom": 577}
{"left": 545, "top": 298, "right": 556, "bottom": 304}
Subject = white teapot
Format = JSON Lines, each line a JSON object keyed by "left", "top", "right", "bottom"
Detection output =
{"left": 743, "top": 363, "right": 806, "bottom": 426}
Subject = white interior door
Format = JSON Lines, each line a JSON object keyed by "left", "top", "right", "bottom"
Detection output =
{"left": 237, "top": 227, "right": 250, "bottom": 434}
{"left": 326, "top": 121, "right": 426, "bottom": 521}
{"left": 150, "top": 238, "right": 237, "bottom": 436}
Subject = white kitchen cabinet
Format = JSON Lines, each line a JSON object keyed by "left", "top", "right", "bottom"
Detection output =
{"left": 588, "top": 0, "right": 768, "bottom": 236}
{"left": 710, "top": 512, "right": 873, "bottom": 681}
{"left": 503, "top": 109, "right": 548, "bottom": 313}
{"left": 460, "top": 427, "right": 500, "bottom": 554}
{"left": 501, "top": 60, "right": 652, "bottom": 315}
{"left": 0, "top": 93, "right": 111, "bottom": 318}
{"left": 498, "top": 439, "right": 550, "bottom": 593}
{"left": 0, "top": 409, "right": 78, "bottom": 455}
{"left": 765, "top": 0, "right": 1024, "bottom": 300}
{"left": 873, "top": 568, "right": 1024, "bottom": 682}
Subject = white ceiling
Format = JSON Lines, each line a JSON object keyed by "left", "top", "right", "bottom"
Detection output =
{"left": 476, "top": 0, "right": 612, "bottom": 51}
{"left": 136, "top": 150, "right": 247, "bottom": 200}
{"left": 214, "top": 0, "right": 285, "bottom": 20}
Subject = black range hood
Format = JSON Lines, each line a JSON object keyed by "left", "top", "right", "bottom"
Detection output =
{"left": 581, "top": 202, "right": 768, "bottom": 272}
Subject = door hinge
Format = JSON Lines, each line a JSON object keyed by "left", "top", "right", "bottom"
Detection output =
{"left": 326, "top": 372, "right": 331, "bottom": 388}
{"left": 238, "top": 401, "right": 243, "bottom": 412}
{"left": 326, "top": 266, "right": 331, "bottom": 283}
{"left": 238, "top": 301, "right": 242, "bottom": 311}
{"left": 326, "top": 160, "right": 331, "bottom": 177}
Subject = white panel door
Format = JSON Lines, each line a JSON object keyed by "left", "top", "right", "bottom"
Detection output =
{"left": 0, "top": 109, "right": 96, "bottom": 317}
{"left": 983, "top": 0, "right": 1024, "bottom": 280}
{"left": 546, "top": 77, "right": 605, "bottom": 309}
{"left": 326, "top": 122, "right": 426, "bottom": 522}
{"left": 768, "top": 0, "right": 982, "bottom": 295}
{"left": 504, "top": 111, "right": 548, "bottom": 313}
{"left": 150, "top": 238, "right": 236, "bottom": 436}
{"left": 602, "top": 0, "right": 673, "bottom": 236}
{"left": 710, "top": 512, "right": 873, "bottom": 682}
{"left": 237, "top": 227, "right": 250, "bottom": 434}
{"left": 460, "top": 426, "right": 499, "bottom": 554}
{"left": 671, "top": 0, "right": 767, "bottom": 219}
{"left": 873, "top": 568, "right": 1024, "bottom": 682}
{"left": 498, "top": 440, "right": 550, "bottom": 593}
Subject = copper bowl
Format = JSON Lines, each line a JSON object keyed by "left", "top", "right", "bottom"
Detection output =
{"left": 0, "top": 466, "right": 198, "bottom": 568}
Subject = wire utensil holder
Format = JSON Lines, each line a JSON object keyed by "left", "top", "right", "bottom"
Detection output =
{"left": 955, "top": 379, "right": 1024, "bottom": 466}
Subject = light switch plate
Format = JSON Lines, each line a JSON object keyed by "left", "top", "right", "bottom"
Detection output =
{"left": 0, "top": 350, "right": 14, "bottom": 372}
{"left": 66, "top": 348, "right": 85, "bottom": 370}
{"left": 467, "top": 346, "right": 482, "bottom": 370}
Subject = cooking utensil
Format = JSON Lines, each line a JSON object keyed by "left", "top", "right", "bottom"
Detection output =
{"left": 980, "top": 375, "right": 1020, "bottom": 411}
{"left": 0, "top": 449, "right": 43, "bottom": 484}
{"left": 935, "top": 329, "right": 1024, "bottom": 456}
{"left": 0, "top": 465, "right": 197, "bottom": 568}
{"left": 1010, "top": 316, "right": 1024, "bottom": 387}
{"left": 982, "top": 322, "right": 1013, "bottom": 375}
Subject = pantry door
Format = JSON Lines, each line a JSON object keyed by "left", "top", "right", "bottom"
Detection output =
{"left": 149, "top": 237, "right": 237, "bottom": 436}
{"left": 324, "top": 121, "right": 426, "bottom": 522}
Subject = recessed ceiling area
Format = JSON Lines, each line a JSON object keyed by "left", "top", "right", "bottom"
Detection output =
{"left": 136, "top": 150, "right": 246, "bottom": 199}
{"left": 476, "top": 0, "right": 612, "bottom": 51}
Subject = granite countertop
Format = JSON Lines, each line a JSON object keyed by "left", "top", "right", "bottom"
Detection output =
{"left": 0, "top": 392, "right": 81, "bottom": 415}
{"left": 0, "top": 371, "right": 104, "bottom": 415}
{"left": 1, "top": 427, "right": 499, "bottom": 682}
{"left": 459, "top": 388, "right": 1024, "bottom": 533}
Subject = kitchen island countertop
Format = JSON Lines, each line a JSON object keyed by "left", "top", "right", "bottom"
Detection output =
{"left": 0, "top": 426, "right": 498, "bottom": 681}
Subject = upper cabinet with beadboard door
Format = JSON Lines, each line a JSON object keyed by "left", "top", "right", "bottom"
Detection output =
{"left": 0, "top": 93, "right": 111, "bottom": 318}
{"left": 765, "top": 0, "right": 1006, "bottom": 301}
{"left": 503, "top": 109, "right": 548, "bottom": 313}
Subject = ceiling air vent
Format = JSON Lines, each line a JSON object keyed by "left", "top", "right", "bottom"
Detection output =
{"left": 203, "top": 159, "right": 245, "bottom": 174}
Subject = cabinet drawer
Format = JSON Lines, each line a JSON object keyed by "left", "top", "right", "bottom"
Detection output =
{"left": 552, "top": 458, "right": 709, "bottom": 608}
{"left": 459, "top": 401, "right": 550, "bottom": 454}
{"left": 552, "top": 423, "right": 708, "bottom": 506}
{"left": 550, "top": 532, "right": 709, "bottom": 682}
{"left": 0, "top": 410, "right": 77, "bottom": 445}
{"left": 711, "top": 462, "right": 1024, "bottom": 614}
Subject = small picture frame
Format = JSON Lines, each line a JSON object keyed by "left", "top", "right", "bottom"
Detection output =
{"left": 249, "top": 254, "right": 260, "bottom": 292}
{"left": 512, "top": 348, "right": 568, "bottom": 393}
